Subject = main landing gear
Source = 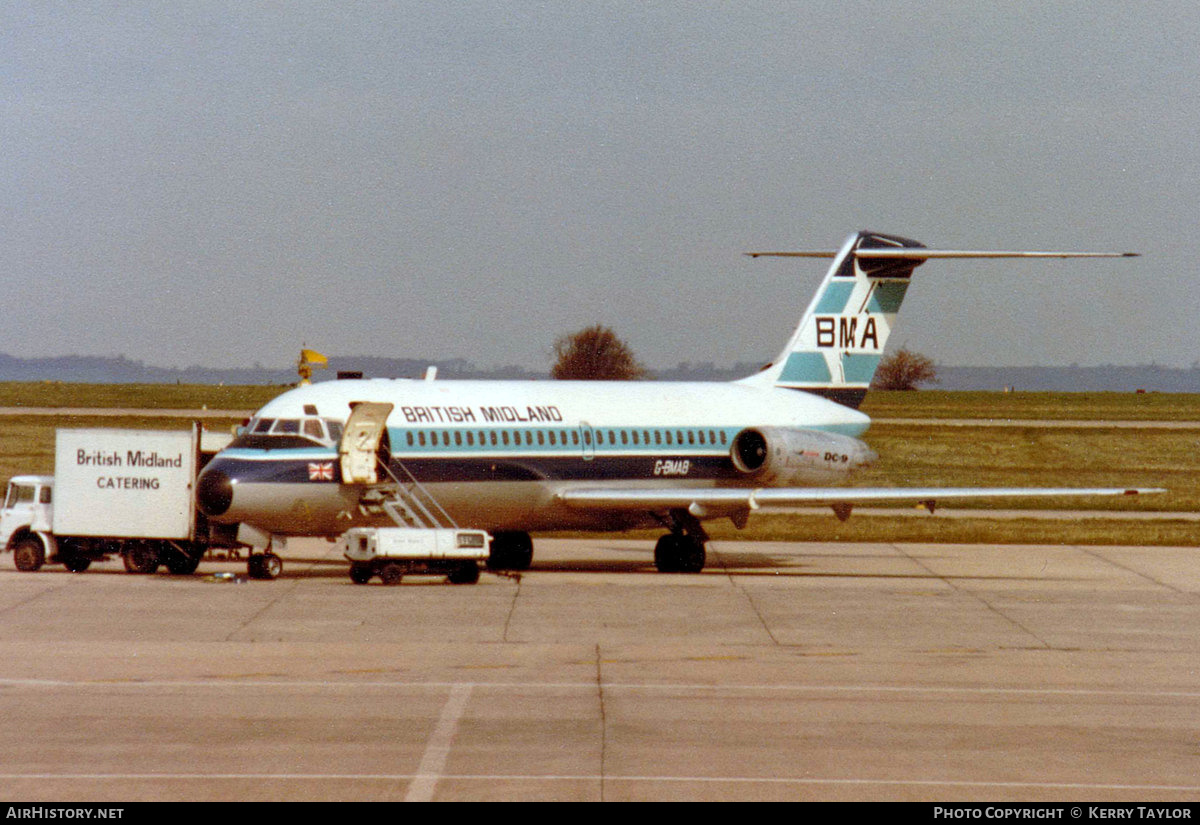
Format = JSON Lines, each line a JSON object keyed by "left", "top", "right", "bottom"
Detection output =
{"left": 653, "top": 511, "right": 709, "bottom": 573}
{"left": 486, "top": 530, "right": 533, "bottom": 571}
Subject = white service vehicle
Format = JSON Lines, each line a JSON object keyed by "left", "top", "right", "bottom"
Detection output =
{"left": 0, "top": 426, "right": 247, "bottom": 576}
{"left": 342, "top": 526, "right": 491, "bottom": 585}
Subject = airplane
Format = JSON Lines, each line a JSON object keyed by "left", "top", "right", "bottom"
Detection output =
{"left": 195, "top": 230, "right": 1155, "bottom": 579}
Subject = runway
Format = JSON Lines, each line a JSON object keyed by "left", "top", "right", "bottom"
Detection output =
{"left": 0, "top": 537, "right": 1197, "bottom": 802}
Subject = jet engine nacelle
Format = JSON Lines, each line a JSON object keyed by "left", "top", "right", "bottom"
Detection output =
{"left": 729, "top": 426, "right": 877, "bottom": 485}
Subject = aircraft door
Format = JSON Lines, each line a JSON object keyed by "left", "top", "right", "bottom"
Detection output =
{"left": 339, "top": 402, "right": 395, "bottom": 484}
{"left": 579, "top": 421, "right": 595, "bottom": 462}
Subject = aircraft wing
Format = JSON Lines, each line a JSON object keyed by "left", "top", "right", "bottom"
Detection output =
{"left": 557, "top": 486, "right": 1164, "bottom": 517}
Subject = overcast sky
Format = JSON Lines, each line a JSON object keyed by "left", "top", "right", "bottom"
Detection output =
{"left": 3, "top": 2, "right": 1197, "bottom": 372}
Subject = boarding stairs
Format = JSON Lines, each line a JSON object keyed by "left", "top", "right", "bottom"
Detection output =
{"left": 357, "top": 457, "right": 457, "bottom": 530}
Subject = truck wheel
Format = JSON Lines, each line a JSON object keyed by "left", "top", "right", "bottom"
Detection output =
{"left": 13, "top": 538, "right": 45, "bottom": 572}
{"left": 165, "top": 551, "right": 202, "bottom": 576}
{"left": 379, "top": 563, "right": 404, "bottom": 585}
{"left": 349, "top": 563, "right": 373, "bottom": 584}
{"left": 447, "top": 563, "right": 480, "bottom": 585}
{"left": 62, "top": 553, "right": 91, "bottom": 573}
{"left": 123, "top": 542, "right": 160, "bottom": 575}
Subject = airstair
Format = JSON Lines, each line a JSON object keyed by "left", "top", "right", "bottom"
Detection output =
{"left": 364, "top": 458, "right": 457, "bottom": 529}
{"left": 340, "top": 400, "right": 457, "bottom": 530}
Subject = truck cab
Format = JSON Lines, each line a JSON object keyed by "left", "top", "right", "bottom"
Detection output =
{"left": 0, "top": 476, "right": 57, "bottom": 571}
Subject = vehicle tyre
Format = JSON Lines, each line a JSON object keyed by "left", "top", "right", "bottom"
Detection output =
{"left": 447, "top": 562, "right": 480, "bottom": 585}
{"left": 379, "top": 563, "right": 404, "bottom": 585}
{"left": 165, "top": 550, "right": 202, "bottom": 576}
{"left": 486, "top": 531, "right": 533, "bottom": 571}
{"left": 678, "top": 537, "right": 706, "bottom": 574}
{"left": 654, "top": 535, "right": 705, "bottom": 573}
{"left": 262, "top": 552, "right": 282, "bottom": 580}
{"left": 349, "top": 563, "right": 373, "bottom": 584}
{"left": 62, "top": 552, "right": 91, "bottom": 573}
{"left": 654, "top": 534, "right": 681, "bottom": 573}
{"left": 247, "top": 554, "right": 264, "bottom": 579}
{"left": 122, "top": 541, "right": 160, "bottom": 575}
{"left": 13, "top": 538, "right": 45, "bottom": 572}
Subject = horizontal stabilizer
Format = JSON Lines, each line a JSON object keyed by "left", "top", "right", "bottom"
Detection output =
{"left": 746, "top": 249, "right": 1139, "bottom": 259}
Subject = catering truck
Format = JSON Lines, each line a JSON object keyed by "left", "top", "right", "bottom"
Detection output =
{"left": 0, "top": 425, "right": 247, "bottom": 576}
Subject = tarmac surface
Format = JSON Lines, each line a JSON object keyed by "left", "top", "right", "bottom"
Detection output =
{"left": 1, "top": 536, "right": 1198, "bottom": 802}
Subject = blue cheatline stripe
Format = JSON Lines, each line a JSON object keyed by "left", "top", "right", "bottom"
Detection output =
{"left": 777, "top": 352, "right": 833, "bottom": 384}
{"left": 814, "top": 281, "right": 855, "bottom": 314}
{"left": 866, "top": 281, "right": 908, "bottom": 313}
{"left": 841, "top": 352, "right": 882, "bottom": 384}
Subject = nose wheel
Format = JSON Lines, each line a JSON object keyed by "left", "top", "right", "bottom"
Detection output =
{"left": 248, "top": 552, "right": 282, "bottom": 580}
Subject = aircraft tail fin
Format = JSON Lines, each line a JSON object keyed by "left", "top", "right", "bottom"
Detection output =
{"left": 740, "top": 231, "right": 1138, "bottom": 409}
{"left": 739, "top": 231, "right": 924, "bottom": 408}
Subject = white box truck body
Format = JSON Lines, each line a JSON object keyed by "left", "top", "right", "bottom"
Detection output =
{"left": 0, "top": 426, "right": 240, "bottom": 575}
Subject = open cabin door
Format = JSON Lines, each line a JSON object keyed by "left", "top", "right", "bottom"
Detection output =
{"left": 339, "top": 402, "right": 394, "bottom": 485}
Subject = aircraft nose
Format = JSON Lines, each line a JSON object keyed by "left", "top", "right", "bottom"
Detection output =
{"left": 196, "top": 466, "right": 234, "bottom": 517}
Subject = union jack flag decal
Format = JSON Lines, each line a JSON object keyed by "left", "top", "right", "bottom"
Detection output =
{"left": 308, "top": 462, "right": 334, "bottom": 481}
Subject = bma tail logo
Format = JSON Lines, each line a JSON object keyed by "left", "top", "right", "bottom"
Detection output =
{"left": 815, "top": 316, "right": 880, "bottom": 350}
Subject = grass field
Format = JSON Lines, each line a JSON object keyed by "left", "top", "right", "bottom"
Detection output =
{"left": 0, "top": 383, "right": 1195, "bottom": 546}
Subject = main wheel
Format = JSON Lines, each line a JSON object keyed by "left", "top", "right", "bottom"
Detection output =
{"left": 13, "top": 538, "right": 45, "bottom": 572}
{"left": 486, "top": 531, "right": 533, "bottom": 571}
{"left": 654, "top": 534, "right": 706, "bottom": 573}
{"left": 123, "top": 541, "right": 160, "bottom": 575}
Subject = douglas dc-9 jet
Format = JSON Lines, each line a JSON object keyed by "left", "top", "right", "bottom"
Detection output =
{"left": 196, "top": 231, "right": 1153, "bottom": 578}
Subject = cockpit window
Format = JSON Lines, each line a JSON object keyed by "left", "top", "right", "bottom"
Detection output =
{"left": 231, "top": 416, "right": 346, "bottom": 450}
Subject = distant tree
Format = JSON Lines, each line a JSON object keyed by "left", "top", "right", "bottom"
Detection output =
{"left": 551, "top": 325, "right": 647, "bottom": 380}
{"left": 871, "top": 348, "right": 939, "bottom": 391}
